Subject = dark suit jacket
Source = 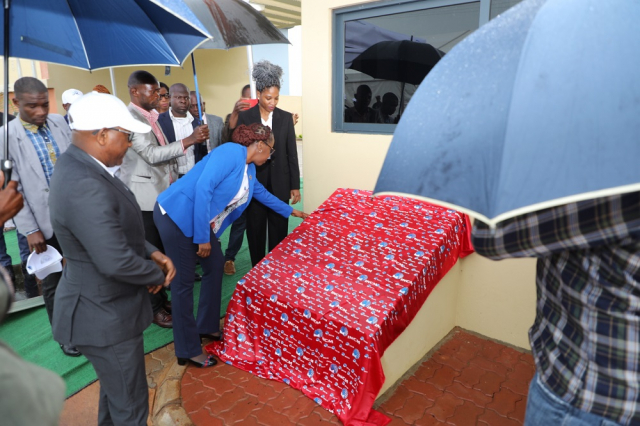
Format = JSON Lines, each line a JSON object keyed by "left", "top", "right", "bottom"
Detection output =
{"left": 157, "top": 110, "right": 208, "bottom": 164}
{"left": 49, "top": 145, "right": 165, "bottom": 347}
{"left": 236, "top": 106, "right": 300, "bottom": 201}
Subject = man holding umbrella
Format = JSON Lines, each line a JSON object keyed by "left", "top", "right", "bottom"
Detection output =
{"left": 120, "top": 71, "right": 208, "bottom": 328}
{"left": 0, "top": 77, "right": 79, "bottom": 357}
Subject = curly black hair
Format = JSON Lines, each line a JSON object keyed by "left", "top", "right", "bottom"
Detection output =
{"left": 252, "top": 61, "right": 283, "bottom": 92}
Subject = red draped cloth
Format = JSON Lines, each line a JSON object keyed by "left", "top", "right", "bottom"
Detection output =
{"left": 206, "top": 189, "right": 473, "bottom": 425}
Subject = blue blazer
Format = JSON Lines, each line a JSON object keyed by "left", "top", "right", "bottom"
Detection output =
{"left": 157, "top": 110, "right": 208, "bottom": 164}
{"left": 157, "top": 143, "right": 293, "bottom": 244}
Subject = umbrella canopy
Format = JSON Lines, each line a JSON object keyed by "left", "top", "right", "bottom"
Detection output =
{"left": 344, "top": 21, "right": 426, "bottom": 69}
{"left": 374, "top": 0, "right": 640, "bottom": 226}
{"left": 1, "top": 0, "right": 211, "bottom": 69}
{"left": 183, "top": 0, "right": 289, "bottom": 49}
{"left": 349, "top": 40, "right": 443, "bottom": 85}
{"left": 180, "top": 0, "right": 290, "bottom": 120}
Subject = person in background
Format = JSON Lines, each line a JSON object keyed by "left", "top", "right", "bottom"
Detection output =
{"left": 0, "top": 113, "right": 33, "bottom": 296}
{"left": 375, "top": 92, "right": 399, "bottom": 124}
{"left": 156, "top": 82, "right": 170, "bottom": 114}
{"left": 154, "top": 123, "right": 307, "bottom": 367}
{"left": 0, "top": 228, "right": 37, "bottom": 299}
{"left": 61, "top": 88, "right": 83, "bottom": 125}
{"left": 344, "top": 84, "right": 376, "bottom": 123}
{"left": 0, "top": 77, "right": 79, "bottom": 357}
{"left": 50, "top": 92, "right": 175, "bottom": 426}
{"left": 92, "top": 84, "right": 111, "bottom": 95}
{"left": 472, "top": 192, "right": 640, "bottom": 426}
{"left": 231, "top": 61, "right": 301, "bottom": 267}
{"left": 189, "top": 91, "right": 223, "bottom": 153}
{"left": 120, "top": 71, "right": 206, "bottom": 328}
{"left": 157, "top": 84, "right": 209, "bottom": 178}
{"left": 221, "top": 85, "right": 251, "bottom": 275}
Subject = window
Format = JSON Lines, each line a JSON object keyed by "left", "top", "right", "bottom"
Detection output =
{"left": 333, "top": 0, "right": 521, "bottom": 134}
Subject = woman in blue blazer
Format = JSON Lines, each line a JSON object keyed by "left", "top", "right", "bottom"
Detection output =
{"left": 154, "top": 124, "right": 307, "bottom": 367}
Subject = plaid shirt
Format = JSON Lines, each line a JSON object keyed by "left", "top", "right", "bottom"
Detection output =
{"left": 472, "top": 192, "right": 640, "bottom": 425}
{"left": 21, "top": 119, "right": 60, "bottom": 185}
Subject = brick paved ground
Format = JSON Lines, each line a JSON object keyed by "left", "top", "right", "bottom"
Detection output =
{"left": 181, "top": 327, "right": 536, "bottom": 425}
{"left": 59, "top": 344, "right": 179, "bottom": 426}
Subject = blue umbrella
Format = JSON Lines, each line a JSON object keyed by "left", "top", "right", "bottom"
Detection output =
{"left": 374, "top": 0, "right": 640, "bottom": 226}
{"left": 1, "top": 0, "right": 211, "bottom": 179}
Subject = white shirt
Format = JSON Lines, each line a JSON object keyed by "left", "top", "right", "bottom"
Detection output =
{"left": 229, "top": 165, "right": 250, "bottom": 205}
{"left": 261, "top": 111, "right": 273, "bottom": 129}
{"left": 89, "top": 155, "right": 121, "bottom": 178}
{"left": 170, "top": 108, "right": 195, "bottom": 175}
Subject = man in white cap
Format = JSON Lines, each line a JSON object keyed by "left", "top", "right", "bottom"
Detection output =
{"left": 60, "top": 88, "right": 82, "bottom": 125}
{"left": 49, "top": 92, "right": 176, "bottom": 426}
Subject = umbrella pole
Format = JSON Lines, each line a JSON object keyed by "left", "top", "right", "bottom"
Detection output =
{"left": 190, "top": 53, "right": 203, "bottom": 123}
{"left": 2, "top": 0, "right": 11, "bottom": 188}
{"left": 246, "top": 46, "right": 256, "bottom": 98}
{"left": 109, "top": 67, "right": 117, "bottom": 97}
{"left": 398, "top": 81, "right": 406, "bottom": 119}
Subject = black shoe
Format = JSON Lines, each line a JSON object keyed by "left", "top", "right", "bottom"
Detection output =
{"left": 60, "top": 344, "right": 81, "bottom": 357}
{"left": 194, "top": 272, "right": 202, "bottom": 281}
{"left": 152, "top": 308, "right": 173, "bottom": 328}
{"left": 163, "top": 301, "right": 172, "bottom": 314}
{"left": 177, "top": 354, "right": 217, "bottom": 368}
{"left": 199, "top": 332, "right": 222, "bottom": 342}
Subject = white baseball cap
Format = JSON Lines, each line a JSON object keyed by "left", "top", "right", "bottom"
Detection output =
{"left": 26, "top": 245, "right": 63, "bottom": 280}
{"left": 61, "top": 88, "right": 83, "bottom": 105}
{"left": 68, "top": 92, "right": 151, "bottom": 134}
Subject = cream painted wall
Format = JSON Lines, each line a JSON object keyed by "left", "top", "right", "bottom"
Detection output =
{"left": 457, "top": 255, "right": 536, "bottom": 349}
{"left": 302, "top": 0, "right": 393, "bottom": 212}
{"left": 301, "top": 0, "right": 537, "bottom": 372}
{"left": 47, "top": 48, "right": 251, "bottom": 119}
{"left": 45, "top": 48, "right": 302, "bottom": 136}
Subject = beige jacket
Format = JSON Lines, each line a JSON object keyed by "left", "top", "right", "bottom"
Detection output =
{"left": 120, "top": 104, "right": 183, "bottom": 211}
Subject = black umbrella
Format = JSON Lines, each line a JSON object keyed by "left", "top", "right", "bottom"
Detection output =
{"left": 349, "top": 40, "right": 443, "bottom": 85}
{"left": 182, "top": 0, "right": 290, "bottom": 121}
{"left": 349, "top": 40, "right": 444, "bottom": 117}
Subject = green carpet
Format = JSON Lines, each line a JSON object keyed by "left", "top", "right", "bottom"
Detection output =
{"left": 0, "top": 181, "right": 303, "bottom": 398}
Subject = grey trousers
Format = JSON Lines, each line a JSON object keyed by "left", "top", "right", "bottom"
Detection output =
{"left": 76, "top": 334, "right": 148, "bottom": 426}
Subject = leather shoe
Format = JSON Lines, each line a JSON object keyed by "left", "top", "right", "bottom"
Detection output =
{"left": 153, "top": 308, "right": 173, "bottom": 328}
{"left": 194, "top": 272, "right": 202, "bottom": 281}
{"left": 163, "top": 300, "right": 172, "bottom": 313}
{"left": 60, "top": 344, "right": 81, "bottom": 357}
{"left": 199, "top": 332, "right": 222, "bottom": 342}
{"left": 223, "top": 260, "right": 236, "bottom": 275}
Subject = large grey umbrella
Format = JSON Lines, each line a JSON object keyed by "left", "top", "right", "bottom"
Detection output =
{"left": 183, "top": 0, "right": 290, "bottom": 120}
{"left": 375, "top": 0, "right": 640, "bottom": 226}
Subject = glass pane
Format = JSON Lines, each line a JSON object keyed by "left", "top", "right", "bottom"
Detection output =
{"left": 342, "top": 2, "right": 480, "bottom": 127}
{"left": 490, "top": 0, "right": 522, "bottom": 19}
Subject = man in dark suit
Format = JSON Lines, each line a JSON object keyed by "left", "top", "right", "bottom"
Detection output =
{"left": 157, "top": 83, "right": 208, "bottom": 174}
{"left": 189, "top": 91, "right": 223, "bottom": 152}
{"left": 49, "top": 92, "right": 175, "bottom": 425}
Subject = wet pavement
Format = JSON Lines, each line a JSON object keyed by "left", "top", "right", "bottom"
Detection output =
{"left": 181, "top": 327, "right": 535, "bottom": 425}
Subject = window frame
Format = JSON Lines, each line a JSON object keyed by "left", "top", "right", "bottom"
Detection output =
{"left": 332, "top": 0, "right": 492, "bottom": 134}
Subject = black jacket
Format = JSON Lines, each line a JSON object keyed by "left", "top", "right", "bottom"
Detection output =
{"left": 157, "top": 111, "right": 208, "bottom": 165}
{"left": 236, "top": 106, "right": 300, "bottom": 201}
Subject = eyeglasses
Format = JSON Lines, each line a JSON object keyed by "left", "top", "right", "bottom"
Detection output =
{"left": 262, "top": 141, "right": 275, "bottom": 155}
{"left": 108, "top": 127, "right": 134, "bottom": 142}
{"left": 158, "top": 93, "right": 170, "bottom": 99}
{"left": 91, "top": 127, "right": 134, "bottom": 142}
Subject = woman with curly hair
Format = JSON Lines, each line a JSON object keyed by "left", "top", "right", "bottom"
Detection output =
{"left": 230, "top": 60, "right": 301, "bottom": 267}
{"left": 154, "top": 123, "right": 307, "bottom": 367}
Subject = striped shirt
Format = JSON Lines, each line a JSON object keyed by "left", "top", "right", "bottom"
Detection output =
{"left": 21, "top": 119, "right": 60, "bottom": 185}
{"left": 472, "top": 192, "right": 640, "bottom": 425}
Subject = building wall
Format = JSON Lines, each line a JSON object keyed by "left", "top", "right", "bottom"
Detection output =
{"left": 301, "top": 0, "right": 537, "bottom": 357}
{"left": 45, "top": 47, "right": 302, "bottom": 137}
